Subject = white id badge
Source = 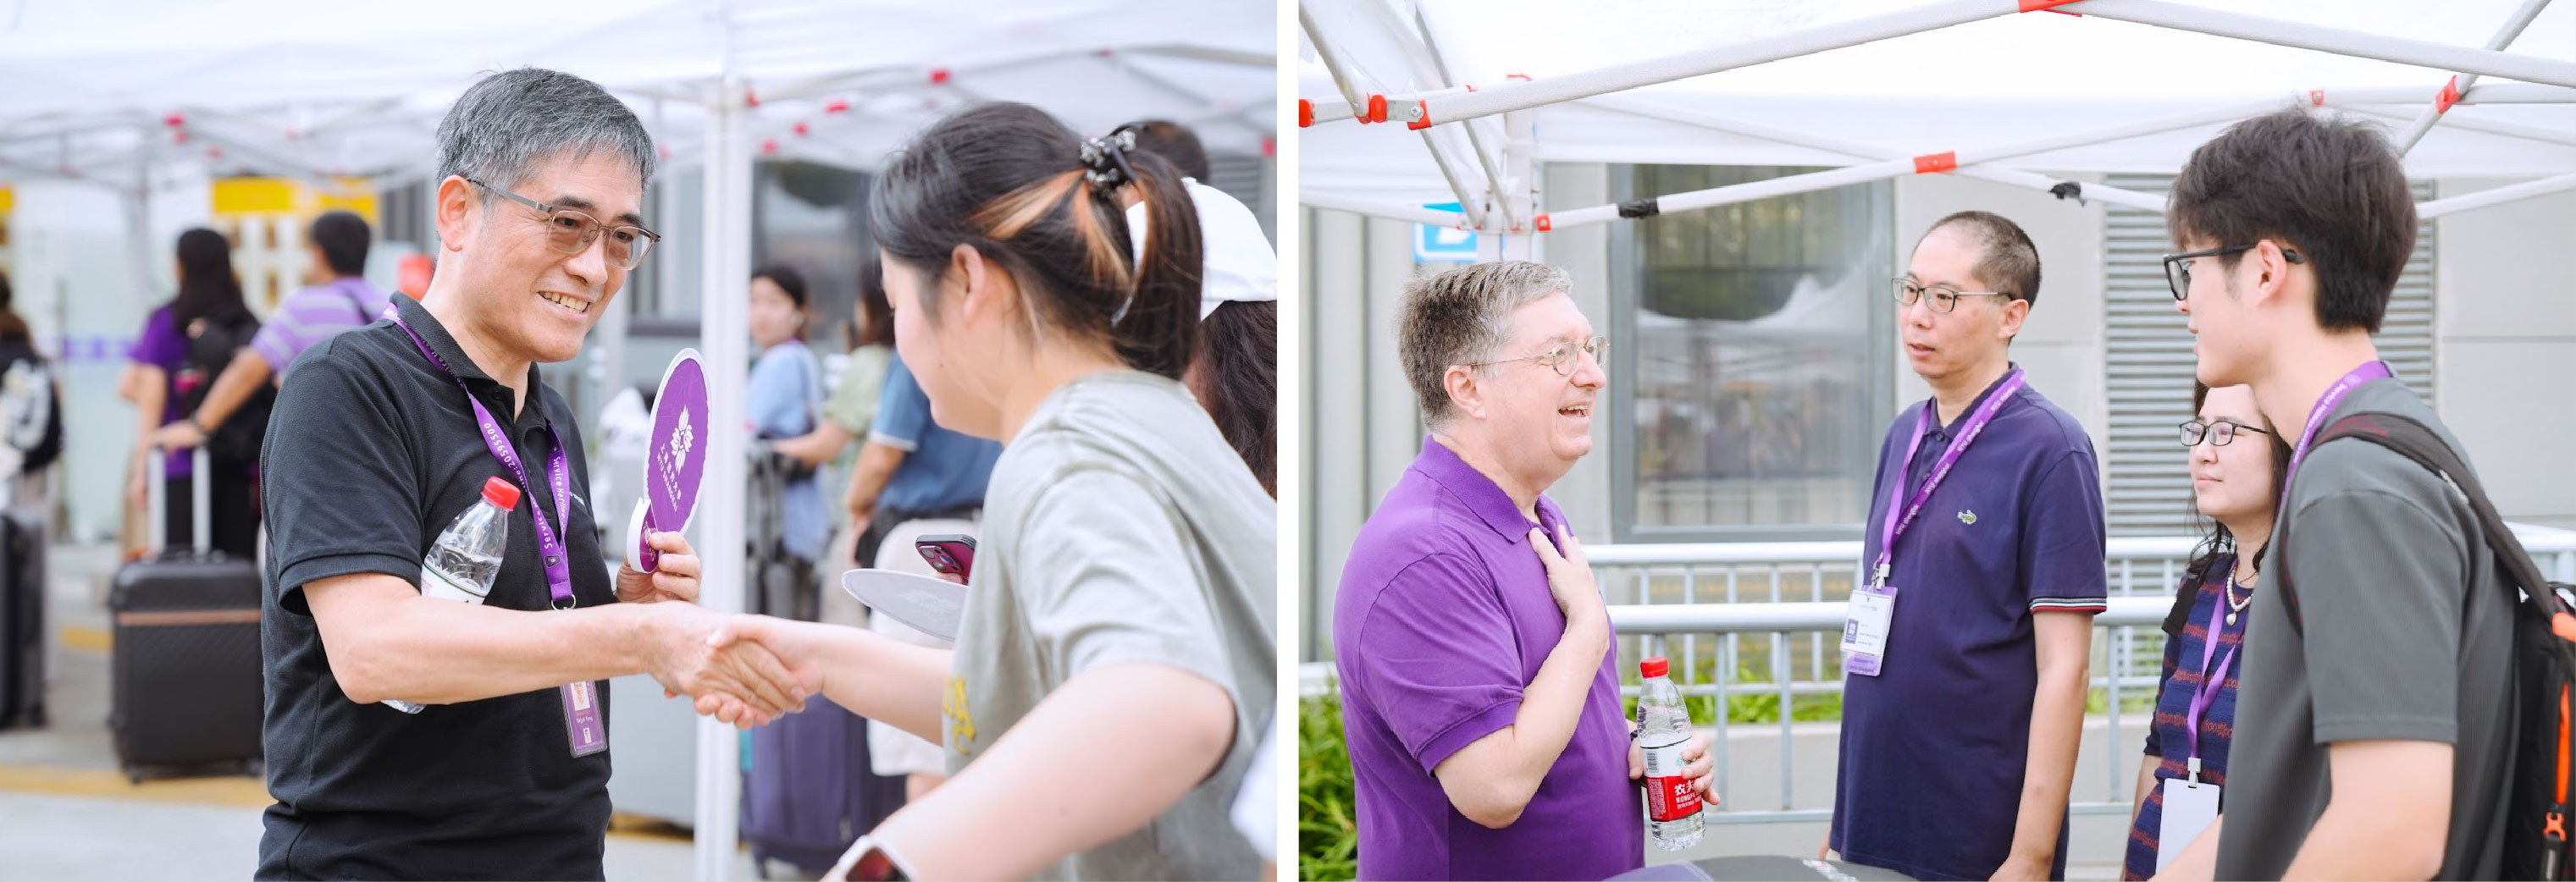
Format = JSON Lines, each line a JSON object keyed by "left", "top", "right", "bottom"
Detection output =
{"left": 1840, "top": 586, "right": 1896, "bottom": 676}
{"left": 2155, "top": 778, "right": 2220, "bottom": 871}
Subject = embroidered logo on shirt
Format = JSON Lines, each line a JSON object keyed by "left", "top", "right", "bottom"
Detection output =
{"left": 1957, "top": 510, "right": 1978, "bottom": 525}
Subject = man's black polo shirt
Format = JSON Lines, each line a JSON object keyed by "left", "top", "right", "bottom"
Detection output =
{"left": 257, "top": 292, "right": 618, "bottom": 881}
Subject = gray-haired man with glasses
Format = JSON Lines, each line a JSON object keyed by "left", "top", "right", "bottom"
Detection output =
{"left": 1335, "top": 261, "right": 1716, "bottom": 880}
{"left": 255, "top": 68, "right": 807, "bottom": 880}
{"left": 1827, "top": 211, "right": 2107, "bottom": 881}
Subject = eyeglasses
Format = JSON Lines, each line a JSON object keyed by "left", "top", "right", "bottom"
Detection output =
{"left": 2162, "top": 243, "right": 2304, "bottom": 300}
{"left": 465, "top": 176, "right": 661, "bottom": 271}
{"left": 1462, "top": 335, "right": 1606, "bottom": 377}
{"left": 2179, "top": 419, "right": 2271, "bottom": 448}
{"left": 1892, "top": 278, "right": 2015, "bottom": 314}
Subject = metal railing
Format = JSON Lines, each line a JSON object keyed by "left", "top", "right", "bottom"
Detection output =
{"left": 1303, "top": 524, "right": 2576, "bottom": 825}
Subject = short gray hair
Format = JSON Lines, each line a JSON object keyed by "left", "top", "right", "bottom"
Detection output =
{"left": 436, "top": 68, "right": 655, "bottom": 201}
{"left": 1399, "top": 261, "right": 1573, "bottom": 427}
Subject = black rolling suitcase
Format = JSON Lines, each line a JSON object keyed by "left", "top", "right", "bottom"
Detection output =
{"left": 0, "top": 508, "right": 43, "bottom": 729}
{"left": 108, "top": 447, "right": 263, "bottom": 780}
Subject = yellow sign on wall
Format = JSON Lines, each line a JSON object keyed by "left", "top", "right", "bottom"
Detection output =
{"left": 209, "top": 178, "right": 382, "bottom": 315}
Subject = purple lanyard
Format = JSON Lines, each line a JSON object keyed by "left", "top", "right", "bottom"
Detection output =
{"left": 2185, "top": 561, "right": 2241, "bottom": 781}
{"left": 1871, "top": 368, "right": 2026, "bottom": 589}
{"left": 384, "top": 306, "right": 578, "bottom": 609}
{"left": 2280, "top": 361, "right": 2394, "bottom": 513}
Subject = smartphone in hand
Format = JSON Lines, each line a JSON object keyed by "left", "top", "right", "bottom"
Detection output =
{"left": 915, "top": 534, "right": 976, "bottom": 581}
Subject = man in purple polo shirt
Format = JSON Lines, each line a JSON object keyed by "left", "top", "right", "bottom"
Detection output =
{"left": 1826, "top": 212, "right": 2106, "bottom": 881}
{"left": 152, "top": 210, "right": 390, "bottom": 452}
{"left": 1335, "top": 261, "right": 1715, "bottom": 881}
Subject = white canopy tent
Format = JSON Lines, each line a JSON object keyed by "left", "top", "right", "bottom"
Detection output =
{"left": 1299, "top": 0, "right": 2576, "bottom": 248}
{"left": 0, "top": 3, "right": 1271, "bottom": 877}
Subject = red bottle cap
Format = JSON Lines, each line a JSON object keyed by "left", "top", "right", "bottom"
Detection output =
{"left": 1640, "top": 656, "right": 1669, "bottom": 678}
{"left": 482, "top": 477, "right": 522, "bottom": 510}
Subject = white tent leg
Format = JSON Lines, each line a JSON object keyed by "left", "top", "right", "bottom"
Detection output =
{"left": 1419, "top": 129, "right": 1490, "bottom": 230}
{"left": 692, "top": 73, "right": 753, "bottom": 882}
{"left": 2416, "top": 171, "right": 2576, "bottom": 218}
{"left": 2074, "top": 0, "right": 2576, "bottom": 90}
{"left": 2389, "top": 0, "right": 2555, "bottom": 154}
{"left": 1489, "top": 107, "right": 1540, "bottom": 259}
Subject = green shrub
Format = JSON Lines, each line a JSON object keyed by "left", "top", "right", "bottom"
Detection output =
{"left": 1300, "top": 692, "right": 1357, "bottom": 881}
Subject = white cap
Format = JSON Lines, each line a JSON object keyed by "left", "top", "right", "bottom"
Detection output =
{"left": 1126, "top": 179, "right": 1279, "bottom": 321}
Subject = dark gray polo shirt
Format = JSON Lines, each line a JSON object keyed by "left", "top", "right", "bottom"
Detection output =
{"left": 256, "top": 293, "right": 617, "bottom": 880}
{"left": 2215, "top": 378, "right": 2512, "bottom": 880}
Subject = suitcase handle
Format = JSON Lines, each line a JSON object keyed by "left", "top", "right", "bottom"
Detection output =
{"left": 146, "top": 446, "right": 212, "bottom": 557}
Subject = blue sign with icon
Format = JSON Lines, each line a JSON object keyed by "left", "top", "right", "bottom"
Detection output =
{"left": 1414, "top": 202, "right": 1477, "bottom": 262}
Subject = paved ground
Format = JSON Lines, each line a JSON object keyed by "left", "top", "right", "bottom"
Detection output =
{"left": 0, "top": 542, "right": 770, "bottom": 881}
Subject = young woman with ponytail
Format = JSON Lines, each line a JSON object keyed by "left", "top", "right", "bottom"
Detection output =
{"left": 704, "top": 102, "right": 1277, "bottom": 881}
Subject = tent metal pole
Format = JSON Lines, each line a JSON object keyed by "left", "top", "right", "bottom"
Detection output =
{"left": 2345, "top": 104, "right": 2576, "bottom": 147}
{"left": 692, "top": 69, "right": 751, "bottom": 882}
{"left": 1415, "top": 7, "right": 1513, "bottom": 229}
{"left": 2071, "top": 0, "right": 2576, "bottom": 90}
{"left": 1418, "top": 130, "right": 1490, "bottom": 230}
{"left": 2416, "top": 171, "right": 2576, "bottom": 218}
{"left": 1298, "top": 191, "right": 1468, "bottom": 226}
{"left": 2317, "top": 82, "right": 2576, "bottom": 105}
{"left": 1580, "top": 94, "right": 2172, "bottom": 212}
{"left": 1299, "top": 3, "right": 1372, "bottom": 114}
{"left": 1407, "top": 0, "right": 2011, "bottom": 127}
{"left": 2390, "top": 0, "right": 2555, "bottom": 154}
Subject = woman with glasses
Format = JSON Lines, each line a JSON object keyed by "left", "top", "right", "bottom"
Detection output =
{"left": 2123, "top": 382, "right": 2289, "bottom": 879}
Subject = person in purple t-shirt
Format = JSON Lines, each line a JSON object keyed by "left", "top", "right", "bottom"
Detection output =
{"left": 122, "top": 227, "right": 262, "bottom": 559}
{"left": 1335, "top": 261, "right": 1715, "bottom": 881}
{"left": 152, "top": 211, "right": 390, "bottom": 456}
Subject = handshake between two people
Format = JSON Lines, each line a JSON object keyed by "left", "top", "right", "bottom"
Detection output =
{"left": 618, "top": 531, "right": 859, "bottom": 730}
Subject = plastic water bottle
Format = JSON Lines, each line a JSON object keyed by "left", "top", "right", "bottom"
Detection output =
{"left": 384, "top": 477, "right": 519, "bottom": 714}
{"left": 1638, "top": 656, "right": 1705, "bottom": 850}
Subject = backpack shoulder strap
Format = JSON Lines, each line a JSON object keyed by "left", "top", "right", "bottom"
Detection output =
{"left": 2277, "top": 411, "right": 2571, "bottom": 635}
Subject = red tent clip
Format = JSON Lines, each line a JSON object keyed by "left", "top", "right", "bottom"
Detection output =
{"left": 2309, "top": 89, "right": 2327, "bottom": 107}
{"left": 744, "top": 88, "right": 759, "bottom": 108}
{"left": 2436, "top": 76, "right": 2461, "bottom": 114}
{"left": 760, "top": 139, "right": 779, "bottom": 155}
{"left": 1913, "top": 152, "right": 1959, "bottom": 174}
{"left": 162, "top": 113, "right": 185, "bottom": 128}
{"left": 2017, "top": 0, "right": 2083, "bottom": 14}
{"left": 1506, "top": 73, "right": 1531, "bottom": 81}
{"left": 824, "top": 98, "right": 850, "bottom": 115}
{"left": 1262, "top": 137, "right": 1276, "bottom": 157}
{"left": 1297, "top": 99, "right": 1313, "bottom": 128}
{"left": 930, "top": 68, "right": 951, "bottom": 85}
{"left": 1406, "top": 101, "right": 1431, "bottom": 130}
{"left": 1363, "top": 94, "right": 1388, "bottom": 124}
{"left": 1534, "top": 213, "right": 1552, "bottom": 232}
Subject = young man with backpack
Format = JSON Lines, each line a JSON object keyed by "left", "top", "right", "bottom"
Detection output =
{"left": 152, "top": 211, "right": 390, "bottom": 459}
{"left": 2159, "top": 107, "right": 2531, "bottom": 880}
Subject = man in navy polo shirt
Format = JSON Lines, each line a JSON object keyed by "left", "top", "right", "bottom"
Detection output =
{"left": 1335, "top": 261, "right": 1715, "bottom": 880}
{"left": 1828, "top": 212, "right": 2107, "bottom": 881}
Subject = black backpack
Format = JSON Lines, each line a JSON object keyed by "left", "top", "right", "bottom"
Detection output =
{"left": 174, "top": 306, "right": 271, "bottom": 464}
{"left": 2278, "top": 412, "right": 2576, "bottom": 879}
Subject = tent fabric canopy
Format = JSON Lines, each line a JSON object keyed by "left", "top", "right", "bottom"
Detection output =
{"left": 0, "top": 0, "right": 1274, "bottom": 188}
{"left": 1300, "top": 0, "right": 2576, "bottom": 207}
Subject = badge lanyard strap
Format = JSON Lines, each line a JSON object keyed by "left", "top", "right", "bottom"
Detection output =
{"left": 2184, "top": 559, "right": 2241, "bottom": 784}
{"left": 2279, "top": 361, "right": 2395, "bottom": 513}
{"left": 1871, "top": 368, "right": 2027, "bottom": 590}
{"left": 385, "top": 306, "right": 577, "bottom": 609}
